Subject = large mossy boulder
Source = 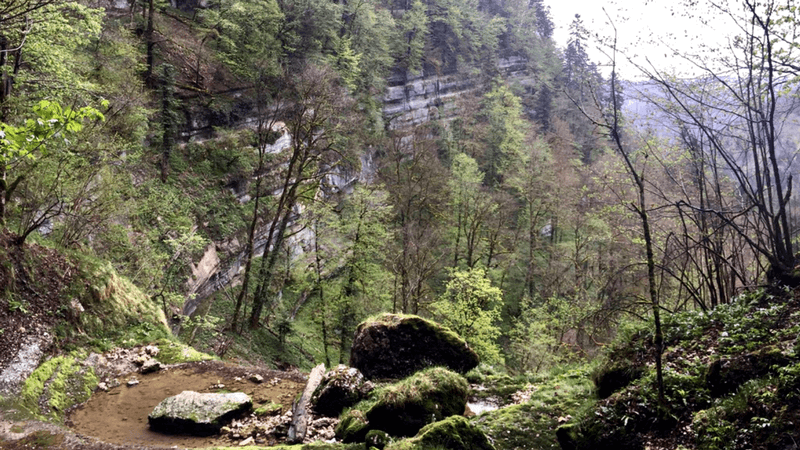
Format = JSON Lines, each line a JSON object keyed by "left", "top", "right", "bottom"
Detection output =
{"left": 388, "top": 416, "right": 495, "bottom": 450}
{"left": 148, "top": 391, "right": 252, "bottom": 436}
{"left": 349, "top": 314, "right": 479, "bottom": 380}
{"left": 336, "top": 367, "right": 469, "bottom": 441}
{"left": 312, "top": 365, "right": 374, "bottom": 417}
{"left": 592, "top": 361, "right": 645, "bottom": 399}
{"left": 706, "top": 346, "right": 790, "bottom": 397}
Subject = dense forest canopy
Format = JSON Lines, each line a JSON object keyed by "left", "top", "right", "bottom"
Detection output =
{"left": 1, "top": 0, "right": 800, "bottom": 377}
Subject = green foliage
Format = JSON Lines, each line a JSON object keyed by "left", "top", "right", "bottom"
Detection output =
{"left": 7, "top": 296, "right": 29, "bottom": 314}
{"left": 388, "top": 416, "right": 494, "bottom": 450}
{"left": 153, "top": 338, "right": 216, "bottom": 364}
{"left": 472, "top": 365, "right": 594, "bottom": 450}
{"left": 507, "top": 295, "right": 584, "bottom": 374}
{"left": 431, "top": 268, "right": 502, "bottom": 364}
{"left": 12, "top": 2, "right": 104, "bottom": 102}
{"left": 0, "top": 100, "right": 105, "bottom": 164}
{"left": 209, "top": 0, "right": 284, "bottom": 79}
{"left": 304, "top": 185, "right": 393, "bottom": 363}
{"left": 20, "top": 355, "right": 98, "bottom": 420}
{"left": 393, "top": 0, "right": 428, "bottom": 73}
{"left": 693, "top": 408, "right": 737, "bottom": 450}
{"left": 337, "top": 367, "right": 468, "bottom": 440}
{"left": 479, "top": 80, "right": 527, "bottom": 186}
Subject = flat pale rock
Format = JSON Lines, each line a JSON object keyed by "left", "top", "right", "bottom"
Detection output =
{"left": 148, "top": 391, "right": 252, "bottom": 436}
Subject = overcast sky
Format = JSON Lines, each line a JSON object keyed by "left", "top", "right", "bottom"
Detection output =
{"left": 545, "top": 0, "right": 741, "bottom": 79}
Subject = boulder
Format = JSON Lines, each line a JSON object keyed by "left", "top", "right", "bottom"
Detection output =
{"left": 593, "top": 362, "right": 644, "bottom": 399}
{"left": 706, "top": 346, "right": 790, "bottom": 397}
{"left": 140, "top": 359, "right": 162, "bottom": 374}
{"left": 336, "top": 367, "right": 468, "bottom": 441}
{"left": 349, "top": 314, "right": 479, "bottom": 380}
{"left": 148, "top": 391, "right": 252, "bottom": 436}
{"left": 311, "top": 365, "right": 374, "bottom": 417}
{"left": 398, "top": 416, "right": 495, "bottom": 450}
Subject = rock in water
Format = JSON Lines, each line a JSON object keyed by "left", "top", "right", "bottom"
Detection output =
{"left": 349, "top": 314, "right": 479, "bottom": 380}
{"left": 148, "top": 391, "right": 252, "bottom": 436}
{"left": 311, "top": 365, "right": 373, "bottom": 417}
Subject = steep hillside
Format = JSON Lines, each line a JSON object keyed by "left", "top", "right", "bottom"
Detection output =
{"left": 558, "top": 286, "right": 800, "bottom": 450}
{"left": 0, "top": 232, "right": 171, "bottom": 399}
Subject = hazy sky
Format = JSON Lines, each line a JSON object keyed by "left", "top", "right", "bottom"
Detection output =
{"left": 545, "top": 0, "right": 741, "bottom": 79}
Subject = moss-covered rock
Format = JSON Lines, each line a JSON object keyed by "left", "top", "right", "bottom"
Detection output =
{"left": 593, "top": 361, "right": 645, "bottom": 399}
{"left": 254, "top": 401, "right": 282, "bottom": 416}
{"left": 70, "top": 256, "right": 170, "bottom": 341}
{"left": 350, "top": 314, "right": 479, "bottom": 380}
{"left": 471, "top": 367, "right": 595, "bottom": 450}
{"left": 312, "top": 365, "right": 373, "bottom": 417}
{"left": 336, "top": 367, "right": 468, "bottom": 441}
{"left": 706, "top": 346, "right": 790, "bottom": 397}
{"left": 148, "top": 391, "right": 252, "bottom": 436}
{"left": 20, "top": 354, "right": 98, "bottom": 420}
{"left": 336, "top": 408, "right": 371, "bottom": 443}
{"left": 153, "top": 338, "right": 215, "bottom": 364}
{"left": 388, "top": 416, "right": 494, "bottom": 450}
{"left": 365, "top": 429, "right": 391, "bottom": 449}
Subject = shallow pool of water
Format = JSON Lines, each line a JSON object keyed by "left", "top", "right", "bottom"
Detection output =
{"left": 68, "top": 362, "right": 303, "bottom": 448}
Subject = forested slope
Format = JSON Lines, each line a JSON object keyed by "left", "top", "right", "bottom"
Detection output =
{"left": 4, "top": 0, "right": 800, "bottom": 447}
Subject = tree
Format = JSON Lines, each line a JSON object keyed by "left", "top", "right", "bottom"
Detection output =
{"left": 479, "top": 80, "right": 527, "bottom": 187}
{"left": 248, "top": 63, "right": 359, "bottom": 329}
{"left": 158, "top": 64, "right": 178, "bottom": 182}
{"left": 561, "top": 14, "right": 607, "bottom": 164}
{"left": 381, "top": 127, "right": 448, "bottom": 314}
{"left": 308, "top": 185, "right": 392, "bottom": 364}
{"left": 593, "top": 20, "right": 665, "bottom": 406}
{"left": 638, "top": 0, "right": 799, "bottom": 284}
{"left": 0, "top": 100, "right": 105, "bottom": 241}
{"left": 431, "top": 267, "right": 503, "bottom": 364}
{"left": 448, "top": 152, "right": 497, "bottom": 269}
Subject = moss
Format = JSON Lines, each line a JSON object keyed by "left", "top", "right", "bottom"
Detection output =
{"left": 20, "top": 357, "right": 61, "bottom": 416}
{"left": 365, "top": 429, "right": 391, "bottom": 449}
{"left": 336, "top": 367, "right": 468, "bottom": 441}
{"left": 592, "top": 361, "right": 645, "bottom": 399}
{"left": 20, "top": 355, "right": 98, "bottom": 421}
{"left": 254, "top": 401, "right": 282, "bottom": 416}
{"left": 336, "top": 408, "right": 371, "bottom": 443}
{"left": 153, "top": 338, "right": 215, "bottom": 364}
{"left": 388, "top": 416, "right": 494, "bottom": 450}
{"left": 361, "top": 314, "right": 469, "bottom": 355}
{"left": 472, "top": 367, "right": 594, "bottom": 450}
{"left": 57, "top": 252, "right": 171, "bottom": 350}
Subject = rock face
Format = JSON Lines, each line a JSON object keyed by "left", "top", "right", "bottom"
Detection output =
{"left": 349, "top": 314, "right": 479, "bottom": 380}
{"left": 148, "top": 391, "right": 252, "bottom": 436}
{"left": 311, "top": 365, "right": 374, "bottom": 417}
{"left": 336, "top": 367, "right": 469, "bottom": 441}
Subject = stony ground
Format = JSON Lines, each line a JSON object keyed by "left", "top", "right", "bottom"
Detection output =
{"left": 0, "top": 233, "right": 79, "bottom": 394}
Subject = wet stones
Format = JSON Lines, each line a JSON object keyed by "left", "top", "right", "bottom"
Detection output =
{"left": 148, "top": 391, "right": 252, "bottom": 436}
